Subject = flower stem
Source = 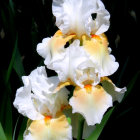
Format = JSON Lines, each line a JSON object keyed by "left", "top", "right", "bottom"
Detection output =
{"left": 77, "top": 115, "right": 85, "bottom": 140}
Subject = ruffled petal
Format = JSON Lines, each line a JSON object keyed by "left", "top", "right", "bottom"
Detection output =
{"left": 101, "top": 77, "right": 127, "bottom": 102}
{"left": 91, "top": 0, "right": 110, "bottom": 35}
{"left": 25, "top": 114, "right": 72, "bottom": 140}
{"left": 29, "top": 66, "right": 69, "bottom": 117}
{"left": 37, "top": 37, "right": 51, "bottom": 59}
{"left": 13, "top": 66, "right": 69, "bottom": 119}
{"left": 69, "top": 85, "right": 112, "bottom": 125}
{"left": 29, "top": 66, "right": 59, "bottom": 95}
{"left": 37, "top": 30, "right": 75, "bottom": 66}
{"left": 13, "top": 76, "right": 44, "bottom": 120}
{"left": 51, "top": 40, "right": 100, "bottom": 87}
{"left": 52, "top": 0, "right": 110, "bottom": 37}
{"left": 82, "top": 34, "right": 119, "bottom": 77}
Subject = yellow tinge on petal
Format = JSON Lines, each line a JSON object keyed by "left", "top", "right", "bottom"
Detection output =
{"left": 69, "top": 85, "right": 112, "bottom": 125}
{"left": 28, "top": 114, "right": 72, "bottom": 140}
{"left": 82, "top": 34, "right": 119, "bottom": 77}
{"left": 50, "top": 30, "right": 75, "bottom": 55}
{"left": 82, "top": 34, "right": 108, "bottom": 63}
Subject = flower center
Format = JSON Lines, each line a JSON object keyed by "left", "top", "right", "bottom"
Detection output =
{"left": 44, "top": 115, "right": 52, "bottom": 123}
{"left": 84, "top": 84, "right": 92, "bottom": 93}
{"left": 91, "top": 34, "right": 101, "bottom": 41}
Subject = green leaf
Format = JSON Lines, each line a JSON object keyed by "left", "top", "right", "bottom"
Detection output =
{"left": 13, "top": 47, "right": 25, "bottom": 78}
{"left": 0, "top": 122, "right": 7, "bottom": 140}
{"left": 117, "top": 57, "right": 129, "bottom": 86}
{"left": 122, "top": 71, "right": 140, "bottom": 102}
{"left": 0, "top": 84, "right": 12, "bottom": 140}
{"left": 5, "top": 35, "right": 18, "bottom": 84}
{"left": 13, "top": 115, "right": 20, "bottom": 140}
{"left": 115, "top": 107, "right": 133, "bottom": 119}
{"left": 9, "top": 0, "right": 15, "bottom": 15}
{"left": 86, "top": 107, "right": 114, "bottom": 140}
{"left": 4, "top": 95, "right": 12, "bottom": 140}
{"left": 17, "top": 118, "right": 27, "bottom": 140}
{"left": 77, "top": 115, "right": 84, "bottom": 140}
{"left": 67, "top": 117, "right": 71, "bottom": 125}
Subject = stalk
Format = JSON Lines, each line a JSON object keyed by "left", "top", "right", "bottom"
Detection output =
{"left": 77, "top": 115, "right": 85, "bottom": 140}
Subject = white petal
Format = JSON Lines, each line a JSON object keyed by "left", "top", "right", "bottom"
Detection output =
{"left": 37, "top": 31, "right": 75, "bottom": 68}
{"left": 13, "top": 66, "right": 70, "bottom": 119}
{"left": 91, "top": 0, "right": 110, "bottom": 35}
{"left": 101, "top": 77, "right": 127, "bottom": 102}
{"left": 51, "top": 40, "right": 99, "bottom": 87}
{"left": 69, "top": 85, "right": 112, "bottom": 125}
{"left": 82, "top": 34, "right": 119, "bottom": 77}
{"left": 26, "top": 115, "right": 72, "bottom": 140}
{"left": 52, "top": 0, "right": 110, "bottom": 37}
{"left": 37, "top": 37, "right": 51, "bottom": 59}
{"left": 29, "top": 66, "right": 59, "bottom": 95}
{"left": 13, "top": 76, "right": 44, "bottom": 120}
{"left": 29, "top": 66, "right": 69, "bottom": 117}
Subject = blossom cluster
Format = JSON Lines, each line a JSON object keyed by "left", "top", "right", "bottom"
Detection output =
{"left": 13, "top": 0, "right": 126, "bottom": 139}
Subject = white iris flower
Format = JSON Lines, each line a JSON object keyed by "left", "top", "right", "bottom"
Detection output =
{"left": 36, "top": 0, "right": 126, "bottom": 126}
{"left": 13, "top": 66, "right": 72, "bottom": 140}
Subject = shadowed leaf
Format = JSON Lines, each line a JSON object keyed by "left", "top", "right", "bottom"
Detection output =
{"left": 0, "top": 123, "right": 7, "bottom": 140}
{"left": 86, "top": 107, "right": 115, "bottom": 140}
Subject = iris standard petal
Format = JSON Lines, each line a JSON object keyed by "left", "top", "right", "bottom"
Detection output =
{"left": 52, "top": 0, "right": 110, "bottom": 37}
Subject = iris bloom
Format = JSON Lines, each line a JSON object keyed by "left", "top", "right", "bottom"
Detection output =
{"left": 37, "top": 0, "right": 118, "bottom": 86}
{"left": 37, "top": 0, "right": 126, "bottom": 126}
{"left": 13, "top": 67, "right": 72, "bottom": 140}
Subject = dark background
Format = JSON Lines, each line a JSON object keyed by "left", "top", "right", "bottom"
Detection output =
{"left": 0, "top": 0, "right": 139, "bottom": 139}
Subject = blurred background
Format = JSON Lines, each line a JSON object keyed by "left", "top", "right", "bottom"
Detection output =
{"left": 0, "top": 0, "right": 139, "bottom": 140}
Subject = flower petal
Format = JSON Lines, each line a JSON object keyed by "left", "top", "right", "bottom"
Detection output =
{"left": 51, "top": 40, "right": 100, "bottom": 87}
{"left": 82, "top": 34, "right": 119, "bottom": 77}
{"left": 37, "top": 30, "right": 75, "bottom": 66}
{"left": 29, "top": 66, "right": 69, "bottom": 117}
{"left": 29, "top": 66, "right": 59, "bottom": 94}
{"left": 91, "top": 0, "right": 110, "bottom": 35}
{"left": 13, "top": 66, "right": 69, "bottom": 119}
{"left": 13, "top": 76, "right": 44, "bottom": 120}
{"left": 101, "top": 77, "right": 127, "bottom": 102}
{"left": 37, "top": 37, "right": 51, "bottom": 59}
{"left": 52, "top": 0, "right": 110, "bottom": 37}
{"left": 25, "top": 114, "right": 72, "bottom": 140}
{"left": 69, "top": 85, "right": 112, "bottom": 125}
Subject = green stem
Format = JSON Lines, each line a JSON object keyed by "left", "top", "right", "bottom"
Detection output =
{"left": 77, "top": 115, "right": 85, "bottom": 140}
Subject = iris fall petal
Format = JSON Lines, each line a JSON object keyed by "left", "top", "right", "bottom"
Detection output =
{"left": 69, "top": 85, "right": 112, "bottom": 125}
